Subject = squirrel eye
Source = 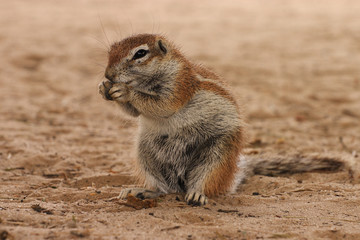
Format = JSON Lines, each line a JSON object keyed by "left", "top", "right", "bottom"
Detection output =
{"left": 132, "top": 49, "right": 148, "bottom": 60}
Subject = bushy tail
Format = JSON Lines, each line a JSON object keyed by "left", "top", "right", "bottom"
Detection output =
{"left": 234, "top": 153, "right": 355, "bottom": 186}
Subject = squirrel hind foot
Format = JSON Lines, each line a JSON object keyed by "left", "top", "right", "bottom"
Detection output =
{"left": 185, "top": 191, "right": 208, "bottom": 206}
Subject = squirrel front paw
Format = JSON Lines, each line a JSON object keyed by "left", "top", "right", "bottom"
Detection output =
{"left": 108, "top": 83, "right": 130, "bottom": 102}
{"left": 98, "top": 80, "right": 113, "bottom": 101}
{"left": 98, "top": 81, "right": 129, "bottom": 102}
{"left": 118, "top": 188, "right": 161, "bottom": 200}
{"left": 185, "top": 191, "right": 208, "bottom": 206}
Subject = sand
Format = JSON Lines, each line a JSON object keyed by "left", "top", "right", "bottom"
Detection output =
{"left": 1, "top": 0, "right": 360, "bottom": 239}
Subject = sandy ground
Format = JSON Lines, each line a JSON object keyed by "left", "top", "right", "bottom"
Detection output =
{"left": 1, "top": 0, "right": 360, "bottom": 239}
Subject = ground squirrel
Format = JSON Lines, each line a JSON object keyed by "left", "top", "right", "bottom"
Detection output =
{"left": 98, "top": 34, "right": 347, "bottom": 206}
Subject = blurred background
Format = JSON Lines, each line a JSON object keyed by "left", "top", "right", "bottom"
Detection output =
{"left": 1, "top": 1, "right": 359, "bottom": 155}
{"left": 1, "top": 0, "right": 360, "bottom": 239}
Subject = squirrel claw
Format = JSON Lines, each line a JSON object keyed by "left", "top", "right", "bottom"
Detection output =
{"left": 185, "top": 191, "right": 208, "bottom": 206}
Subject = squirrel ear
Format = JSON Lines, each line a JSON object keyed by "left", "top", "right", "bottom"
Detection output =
{"left": 158, "top": 40, "right": 167, "bottom": 54}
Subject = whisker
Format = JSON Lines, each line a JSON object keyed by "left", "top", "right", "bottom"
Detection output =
{"left": 98, "top": 15, "right": 111, "bottom": 51}
{"left": 151, "top": 15, "right": 155, "bottom": 34}
{"left": 95, "top": 71, "right": 106, "bottom": 81}
{"left": 89, "top": 35, "right": 109, "bottom": 52}
{"left": 92, "top": 62, "right": 106, "bottom": 69}
{"left": 126, "top": 18, "right": 134, "bottom": 35}
{"left": 115, "top": 18, "right": 123, "bottom": 40}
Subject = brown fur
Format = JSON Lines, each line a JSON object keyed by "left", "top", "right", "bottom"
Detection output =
{"left": 108, "top": 34, "right": 157, "bottom": 67}
{"left": 172, "top": 64, "right": 200, "bottom": 109}
{"left": 195, "top": 64, "right": 221, "bottom": 80}
{"left": 204, "top": 129, "right": 244, "bottom": 196}
{"left": 199, "top": 81, "right": 236, "bottom": 104}
{"left": 172, "top": 58, "right": 235, "bottom": 109}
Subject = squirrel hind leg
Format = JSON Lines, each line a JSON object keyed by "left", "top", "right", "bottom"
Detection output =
{"left": 202, "top": 152, "right": 240, "bottom": 197}
{"left": 183, "top": 159, "right": 237, "bottom": 206}
{"left": 185, "top": 135, "right": 242, "bottom": 200}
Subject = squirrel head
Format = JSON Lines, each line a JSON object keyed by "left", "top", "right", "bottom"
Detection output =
{"left": 105, "top": 34, "right": 181, "bottom": 95}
